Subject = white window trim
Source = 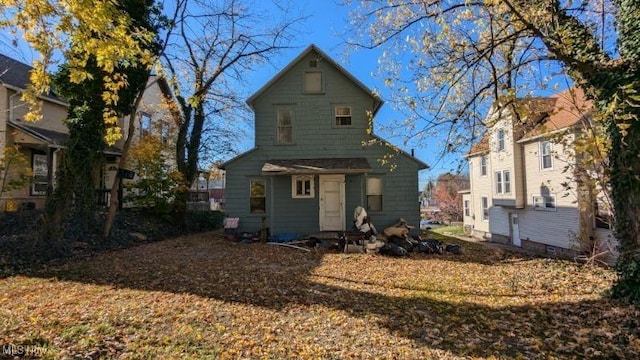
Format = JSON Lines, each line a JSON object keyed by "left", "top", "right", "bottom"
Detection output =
{"left": 480, "top": 156, "right": 487, "bottom": 176}
{"left": 464, "top": 200, "right": 470, "bottom": 217}
{"left": 496, "top": 129, "right": 505, "bottom": 151}
{"left": 31, "top": 152, "right": 48, "bottom": 196}
{"left": 292, "top": 175, "right": 314, "bottom": 198}
{"left": 540, "top": 140, "right": 553, "bottom": 170}
{"left": 532, "top": 194, "right": 557, "bottom": 211}
{"left": 334, "top": 105, "right": 352, "bottom": 126}
{"left": 366, "top": 176, "right": 383, "bottom": 212}
{"left": 495, "top": 169, "right": 511, "bottom": 194}
{"left": 481, "top": 196, "right": 489, "bottom": 221}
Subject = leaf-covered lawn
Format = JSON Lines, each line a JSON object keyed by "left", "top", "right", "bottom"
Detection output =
{"left": 1, "top": 232, "right": 638, "bottom": 359}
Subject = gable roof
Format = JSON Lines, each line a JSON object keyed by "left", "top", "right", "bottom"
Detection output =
{"left": 0, "top": 53, "right": 67, "bottom": 105}
{"left": 246, "top": 44, "right": 383, "bottom": 115}
{"left": 467, "top": 88, "right": 592, "bottom": 156}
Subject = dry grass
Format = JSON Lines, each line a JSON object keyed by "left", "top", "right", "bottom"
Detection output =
{"left": 1, "top": 232, "right": 638, "bottom": 359}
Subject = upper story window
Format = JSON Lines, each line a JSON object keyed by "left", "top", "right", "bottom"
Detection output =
{"left": 31, "top": 151, "right": 48, "bottom": 196}
{"left": 496, "top": 128, "right": 505, "bottom": 151}
{"left": 480, "top": 156, "right": 487, "bottom": 176}
{"left": 292, "top": 175, "right": 314, "bottom": 198}
{"left": 277, "top": 108, "right": 293, "bottom": 144}
{"left": 140, "top": 112, "right": 151, "bottom": 137}
{"left": 366, "top": 176, "right": 383, "bottom": 212}
{"left": 335, "top": 106, "right": 352, "bottom": 126}
{"left": 540, "top": 140, "right": 553, "bottom": 170}
{"left": 303, "top": 71, "right": 323, "bottom": 94}
{"left": 495, "top": 169, "right": 511, "bottom": 194}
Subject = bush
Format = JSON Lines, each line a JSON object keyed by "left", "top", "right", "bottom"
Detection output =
{"left": 186, "top": 210, "right": 224, "bottom": 232}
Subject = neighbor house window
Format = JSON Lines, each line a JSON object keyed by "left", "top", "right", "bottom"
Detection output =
{"left": 140, "top": 112, "right": 151, "bottom": 137}
{"left": 31, "top": 152, "right": 48, "bottom": 196}
{"left": 464, "top": 200, "right": 470, "bottom": 217}
{"left": 495, "top": 171, "right": 503, "bottom": 194}
{"left": 250, "top": 179, "right": 266, "bottom": 214}
{"left": 504, "top": 170, "right": 511, "bottom": 194}
{"left": 303, "top": 71, "right": 323, "bottom": 93}
{"left": 496, "top": 129, "right": 505, "bottom": 151}
{"left": 481, "top": 196, "right": 489, "bottom": 220}
{"left": 540, "top": 140, "right": 553, "bottom": 170}
{"left": 480, "top": 156, "right": 487, "bottom": 176}
{"left": 335, "top": 106, "right": 352, "bottom": 126}
{"left": 366, "top": 177, "right": 383, "bottom": 212}
{"left": 277, "top": 108, "right": 293, "bottom": 144}
{"left": 292, "top": 175, "right": 314, "bottom": 198}
{"left": 533, "top": 195, "right": 556, "bottom": 210}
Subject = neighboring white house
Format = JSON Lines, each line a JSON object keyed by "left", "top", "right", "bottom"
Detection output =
{"left": 463, "top": 88, "right": 615, "bottom": 259}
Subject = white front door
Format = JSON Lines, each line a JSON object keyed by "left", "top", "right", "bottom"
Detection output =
{"left": 511, "top": 213, "right": 521, "bottom": 247}
{"left": 319, "top": 175, "right": 345, "bottom": 231}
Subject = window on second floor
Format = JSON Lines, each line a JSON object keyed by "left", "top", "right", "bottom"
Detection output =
{"left": 335, "top": 106, "right": 352, "bottom": 126}
{"left": 495, "top": 169, "right": 511, "bottom": 194}
{"left": 303, "top": 71, "right": 323, "bottom": 94}
{"left": 277, "top": 108, "right": 293, "bottom": 144}
{"left": 480, "top": 156, "right": 487, "bottom": 176}
{"left": 540, "top": 140, "right": 553, "bottom": 170}
{"left": 496, "top": 128, "right": 505, "bottom": 151}
{"left": 366, "top": 176, "right": 383, "bottom": 212}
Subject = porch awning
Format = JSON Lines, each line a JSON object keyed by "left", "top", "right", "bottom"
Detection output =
{"left": 261, "top": 158, "right": 371, "bottom": 175}
{"left": 8, "top": 120, "right": 122, "bottom": 155}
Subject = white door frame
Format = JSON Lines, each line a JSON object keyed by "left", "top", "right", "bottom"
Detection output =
{"left": 510, "top": 213, "right": 521, "bottom": 247}
{"left": 319, "top": 175, "right": 345, "bottom": 231}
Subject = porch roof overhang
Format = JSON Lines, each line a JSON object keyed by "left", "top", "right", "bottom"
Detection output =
{"left": 261, "top": 158, "right": 371, "bottom": 175}
{"left": 8, "top": 120, "right": 122, "bottom": 155}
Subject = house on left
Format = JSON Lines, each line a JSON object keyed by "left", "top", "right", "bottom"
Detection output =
{"left": 0, "top": 53, "right": 175, "bottom": 211}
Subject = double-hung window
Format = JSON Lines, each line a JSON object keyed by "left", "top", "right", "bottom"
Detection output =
{"left": 495, "top": 170, "right": 511, "bottom": 194}
{"left": 481, "top": 196, "right": 489, "bottom": 220}
{"left": 277, "top": 108, "right": 293, "bottom": 144}
{"left": 496, "top": 129, "right": 505, "bottom": 151}
{"left": 335, "top": 106, "right": 352, "bottom": 126}
{"left": 366, "top": 177, "right": 383, "bottom": 212}
{"left": 140, "top": 112, "right": 151, "bottom": 137}
{"left": 480, "top": 156, "right": 487, "bottom": 176}
{"left": 540, "top": 140, "right": 553, "bottom": 170}
{"left": 250, "top": 179, "right": 266, "bottom": 214}
{"left": 31, "top": 152, "right": 48, "bottom": 196}
{"left": 464, "top": 200, "right": 470, "bottom": 217}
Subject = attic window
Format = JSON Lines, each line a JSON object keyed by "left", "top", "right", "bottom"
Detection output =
{"left": 309, "top": 59, "right": 318, "bottom": 68}
{"left": 303, "top": 71, "right": 323, "bottom": 94}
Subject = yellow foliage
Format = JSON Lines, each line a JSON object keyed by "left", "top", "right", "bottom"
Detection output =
{"left": 0, "top": 0, "right": 157, "bottom": 145}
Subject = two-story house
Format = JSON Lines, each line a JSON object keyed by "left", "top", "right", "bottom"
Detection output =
{"left": 220, "top": 45, "right": 428, "bottom": 235}
{"left": 463, "top": 88, "right": 615, "bottom": 258}
{"left": 0, "top": 53, "right": 174, "bottom": 211}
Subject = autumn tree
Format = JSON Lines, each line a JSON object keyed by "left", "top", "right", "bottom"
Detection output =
{"left": 346, "top": 1, "right": 640, "bottom": 304}
{"left": 432, "top": 173, "right": 469, "bottom": 223}
{"left": 160, "top": 0, "right": 303, "bottom": 227}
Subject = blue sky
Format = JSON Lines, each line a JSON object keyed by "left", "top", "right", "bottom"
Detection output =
{"left": 243, "top": 1, "right": 458, "bottom": 190}
{"left": 0, "top": 0, "right": 462, "bottom": 190}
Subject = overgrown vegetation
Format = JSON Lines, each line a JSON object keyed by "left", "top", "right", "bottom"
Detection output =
{"left": 1, "top": 232, "right": 637, "bottom": 359}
